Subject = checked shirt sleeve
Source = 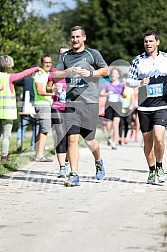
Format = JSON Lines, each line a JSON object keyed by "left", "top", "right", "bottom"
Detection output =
{"left": 127, "top": 56, "right": 141, "bottom": 87}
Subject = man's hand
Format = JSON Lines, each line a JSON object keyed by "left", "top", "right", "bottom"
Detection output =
{"left": 140, "top": 77, "right": 150, "bottom": 86}
{"left": 72, "top": 67, "right": 92, "bottom": 77}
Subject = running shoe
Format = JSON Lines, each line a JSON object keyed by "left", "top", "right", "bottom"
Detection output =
{"left": 118, "top": 137, "right": 122, "bottom": 145}
{"left": 147, "top": 170, "right": 156, "bottom": 184}
{"left": 118, "top": 140, "right": 122, "bottom": 145}
{"left": 111, "top": 143, "right": 117, "bottom": 150}
{"left": 112, "top": 146, "right": 117, "bottom": 150}
{"left": 156, "top": 167, "right": 166, "bottom": 183}
{"left": 58, "top": 166, "right": 68, "bottom": 178}
{"left": 64, "top": 172, "right": 80, "bottom": 186}
{"left": 65, "top": 161, "right": 70, "bottom": 175}
{"left": 107, "top": 137, "right": 112, "bottom": 146}
{"left": 95, "top": 159, "right": 105, "bottom": 180}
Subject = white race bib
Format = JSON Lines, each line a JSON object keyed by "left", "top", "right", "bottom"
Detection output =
{"left": 108, "top": 94, "right": 119, "bottom": 102}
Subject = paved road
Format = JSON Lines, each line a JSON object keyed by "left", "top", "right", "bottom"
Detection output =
{"left": 0, "top": 130, "right": 167, "bottom": 252}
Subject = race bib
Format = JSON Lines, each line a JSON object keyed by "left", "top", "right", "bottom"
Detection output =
{"left": 108, "top": 94, "right": 119, "bottom": 102}
{"left": 146, "top": 83, "right": 163, "bottom": 97}
{"left": 67, "top": 77, "right": 86, "bottom": 88}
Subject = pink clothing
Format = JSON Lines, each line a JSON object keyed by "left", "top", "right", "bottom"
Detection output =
{"left": 9, "top": 67, "right": 39, "bottom": 92}
{"left": 49, "top": 68, "right": 67, "bottom": 111}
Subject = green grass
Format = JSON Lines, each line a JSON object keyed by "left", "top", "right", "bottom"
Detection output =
{"left": 0, "top": 139, "right": 28, "bottom": 176}
{"left": 0, "top": 135, "right": 55, "bottom": 176}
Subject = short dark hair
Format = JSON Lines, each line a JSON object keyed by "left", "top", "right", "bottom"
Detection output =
{"left": 41, "top": 54, "right": 51, "bottom": 64}
{"left": 70, "top": 26, "right": 86, "bottom": 35}
{"left": 144, "top": 30, "right": 159, "bottom": 41}
{"left": 59, "top": 45, "right": 70, "bottom": 53}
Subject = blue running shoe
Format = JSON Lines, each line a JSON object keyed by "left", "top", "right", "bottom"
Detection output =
{"left": 64, "top": 172, "right": 80, "bottom": 186}
{"left": 95, "top": 159, "right": 105, "bottom": 180}
{"left": 156, "top": 167, "right": 166, "bottom": 183}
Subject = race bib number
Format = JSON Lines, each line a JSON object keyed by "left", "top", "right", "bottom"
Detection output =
{"left": 146, "top": 83, "right": 163, "bottom": 97}
{"left": 67, "top": 77, "right": 86, "bottom": 88}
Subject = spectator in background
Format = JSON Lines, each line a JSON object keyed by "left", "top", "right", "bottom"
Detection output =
{"left": 100, "top": 68, "right": 125, "bottom": 150}
{"left": 47, "top": 45, "right": 70, "bottom": 177}
{"left": 15, "top": 76, "right": 40, "bottom": 151}
{"left": 0, "top": 55, "right": 41, "bottom": 163}
{"left": 119, "top": 76, "right": 135, "bottom": 145}
{"left": 98, "top": 77, "right": 108, "bottom": 136}
{"left": 33, "top": 54, "right": 54, "bottom": 162}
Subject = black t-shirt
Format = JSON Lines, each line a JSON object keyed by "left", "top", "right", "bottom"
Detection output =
{"left": 138, "top": 75, "right": 167, "bottom": 107}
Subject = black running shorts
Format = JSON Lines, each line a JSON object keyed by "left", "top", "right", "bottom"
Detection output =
{"left": 65, "top": 102, "right": 99, "bottom": 140}
{"left": 138, "top": 109, "right": 167, "bottom": 133}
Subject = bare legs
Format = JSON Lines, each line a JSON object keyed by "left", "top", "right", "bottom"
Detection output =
{"left": 142, "top": 125, "right": 165, "bottom": 167}
{"left": 36, "top": 132, "right": 47, "bottom": 158}
{"left": 68, "top": 135, "right": 100, "bottom": 172}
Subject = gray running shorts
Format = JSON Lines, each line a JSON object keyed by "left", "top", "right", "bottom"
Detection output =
{"left": 35, "top": 105, "right": 51, "bottom": 133}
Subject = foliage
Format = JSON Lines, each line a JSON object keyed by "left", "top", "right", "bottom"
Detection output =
{"left": 58, "top": 0, "right": 167, "bottom": 65}
{"left": 0, "top": 0, "right": 68, "bottom": 131}
{"left": 0, "top": 0, "right": 67, "bottom": 71}
{"left": 1, "top": 0, "right": 167, "bottom": 69}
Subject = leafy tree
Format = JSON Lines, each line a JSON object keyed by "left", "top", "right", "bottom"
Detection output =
{"left": 0, "top": 0, "right": 68, "bottom": 131}
{"left": 58, "top": 0, "right": 167, "bottom": 65}
{"left": 0, "top": 0, "right": 66, "bottom": 71}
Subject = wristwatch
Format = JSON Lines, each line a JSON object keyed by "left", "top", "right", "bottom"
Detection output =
{"left": 89, "top": 70, "right": 93, "bottom": 77}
